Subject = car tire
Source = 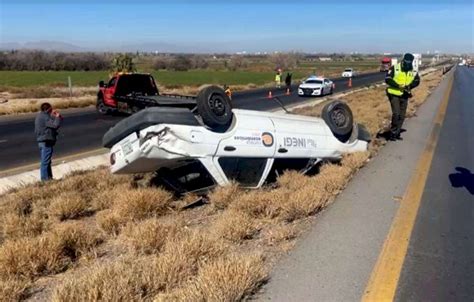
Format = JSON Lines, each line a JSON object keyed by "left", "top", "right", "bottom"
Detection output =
{"left": 196, "top": 85, "right": 233, "bottom": 131}
{"left": 321, "top": 100, "right": 353, "bottom": 141}
{"left": 96, "top": 95, "right": 109, "bottom": 115}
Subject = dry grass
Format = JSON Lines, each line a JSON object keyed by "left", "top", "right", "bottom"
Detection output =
{"left": 120, "top": 218, "right": 182, "bottom": 254}
{"left": 52, "top": 230, "right": 230, "bottom": 302}
{"left": 208, "top": 181, "right": 240, "bottom": 210}
{"left": 48, "top": 192, "right": 90, "bottom": 221}
{"left": 0, "top": 278, "right": 30, "bottom": 302}
{"left": 213, "top": 209, "right": 259, "bottom": 242}
{"left": 0, "top": 96, "right": 95, "bottom": 115}
{"left": 158, "top": 253, "right": 267, "bottom": 302}
{"left": 0, "top": 222, "right": 102, "bottom": 279}
{"left": 0, "top": 70, "right": 443, "bottom": 301}
{"left": 97, "top": 187, "right": 173, "bottom": 235}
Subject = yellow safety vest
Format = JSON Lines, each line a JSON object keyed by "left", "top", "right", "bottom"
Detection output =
{"left": 275, "top": 74, "right": 281, "bottom": 82}
{"left": 387, "top": 63, "right": 416, "bottom": 96}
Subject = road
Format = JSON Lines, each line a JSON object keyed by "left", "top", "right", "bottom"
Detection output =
{"left": 257, "top": 66, "right": 473, "bottom": 301}
{"left": 0, "top": 72, "right": 385, "bottom": 172}
{"left": 395, "top": 66, "right": 474, "bottom": 301}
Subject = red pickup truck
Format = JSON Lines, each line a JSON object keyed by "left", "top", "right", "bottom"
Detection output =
{"left": 97, "top": 73, "right": 197, "bottom": 115}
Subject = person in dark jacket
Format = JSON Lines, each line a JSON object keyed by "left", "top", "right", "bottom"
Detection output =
{"left": 385, "top": 53, "right": 420, "bottom": 140}
{"left": 34, "top": 103, "right": 62, "bottom": 181}
{"left": 285, "top": 72, "right": 292, "bottom": 91}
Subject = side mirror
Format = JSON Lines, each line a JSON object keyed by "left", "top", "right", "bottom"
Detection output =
{"left": 99, "top": 80, "right": 105, "bottom": 88}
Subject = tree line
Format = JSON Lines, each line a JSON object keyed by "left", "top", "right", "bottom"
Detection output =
{"left": 0, "top": 51, "right": 111, "bottom": 71}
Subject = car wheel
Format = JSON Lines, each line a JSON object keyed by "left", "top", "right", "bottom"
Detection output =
{"left": 196, "top": 85, "right": 233, "bottom": 131}
{"left": 96, "top": 96, "right": 109, "bottom": 115}
{"left": 321, "top": 100, "right": 353, "bottom": 142}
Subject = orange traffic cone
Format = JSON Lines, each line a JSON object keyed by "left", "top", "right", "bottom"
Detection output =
{"left": 348, "top": 78, "right": 352, "bottom": 88}
{"left": 268, "top": 91, "right": 273, "bottom": 99}
{"left": 286, "top": 88, "right": 290, "bottom": 95}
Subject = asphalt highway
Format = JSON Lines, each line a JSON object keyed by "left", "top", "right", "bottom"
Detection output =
{"left": 0, "top": 71, "right": 385, "bottom": 172}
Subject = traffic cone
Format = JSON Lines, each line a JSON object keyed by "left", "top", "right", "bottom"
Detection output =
{"left": 286, "top": 88, "right": 290, "bottom": 95}
{"left": 268, "top": 91, "right": 273, "bottom": 99}
{"left": 348, "top": 78, "right": 352, "bottom": 88}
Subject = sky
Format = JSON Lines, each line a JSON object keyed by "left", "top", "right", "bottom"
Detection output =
{"left": 0, "top": 0, "right": 473, "bottom": 53}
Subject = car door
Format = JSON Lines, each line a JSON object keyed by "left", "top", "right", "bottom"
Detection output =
{"left": 103, "top": 77, "right": 117, "bottom": 106}
{"left": 214, "top": 111, "right": 276, "bottom": 188}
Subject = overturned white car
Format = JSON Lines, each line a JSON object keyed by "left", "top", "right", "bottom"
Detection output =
{"left": 103, "top": 86, "right": 370, "bottom": 194}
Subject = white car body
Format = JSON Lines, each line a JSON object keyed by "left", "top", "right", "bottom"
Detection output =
{"left": 341, "top": 68, "right": 354, "bottom": 77}
{"left": 298, "top": 76, "right": 334, "bottom": 97}
{"left": 108, "top": 109, "right": 368, "bottom": 192}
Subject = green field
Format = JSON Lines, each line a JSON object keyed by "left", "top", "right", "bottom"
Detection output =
{"left": 0, "top": 60, "right": 378, "bottom": 88}
{"left": 0, "top": 70, "right": 306, "bottom": 88}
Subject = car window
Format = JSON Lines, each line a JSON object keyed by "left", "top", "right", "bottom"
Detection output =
{"left": 344, "top": 69, "right": 352, "bottom": 72}
{"left": 218, "top": 157, "right": 268, "bottom": 187}
{"left": 115, "top": 74, "right": 159, "bottom": 96}
{"left": 305, "top": 80, "right": 323, "bottom": 84}
{"left": 155, "top": 160, "right": 215, "bottom": 193}
{"left": 108, "top": 77, "right": 117, "bottom": 87}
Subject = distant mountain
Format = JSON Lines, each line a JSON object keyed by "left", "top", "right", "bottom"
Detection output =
{"left": 0, "top": 41, "right": 87, "bottom": 52}
{"left": 0, "top": 40, "right": 217, "bottom": 53}
{"left": 114, "top": 42, "right": 215, "bottom": 54}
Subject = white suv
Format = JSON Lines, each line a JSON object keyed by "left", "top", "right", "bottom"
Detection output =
{"left": 342, "top": 68, "right": 354, "bottom": 77}
{"left": 298, "top": 76, "right": 334, "bottom": 97}
{"left": 103, "top": 86, "right": 369, "bottom": 194}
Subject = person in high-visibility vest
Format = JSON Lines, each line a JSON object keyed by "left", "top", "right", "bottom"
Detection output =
{"left": 275, "top": 71, "right": 282, "bottom": 88}
{"left": 385, "top": 53, "right": 420, "bottom": 140}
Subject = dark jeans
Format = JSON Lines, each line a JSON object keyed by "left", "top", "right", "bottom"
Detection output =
{"left": 38, "top": 142, "right": 54, "bottom": 181}
{"left": 388, "top": 94, "right": 408, "bottom": 136}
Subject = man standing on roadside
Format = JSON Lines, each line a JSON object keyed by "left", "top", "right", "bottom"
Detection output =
{"left": 385, "top": 53, "right": 420, "bottom": 140}
{"left": 285, "top": 72, "right": 293, "bottom": 91}
{"left": 34, "top": 103, "right": 62, "bottom": 181}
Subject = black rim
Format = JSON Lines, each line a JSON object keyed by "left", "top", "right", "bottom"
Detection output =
{"left": 331, "top": 108, "right": 347, "bottom": 128}
{"left": 208, "top": 93, "right": 226, "bottom": 116}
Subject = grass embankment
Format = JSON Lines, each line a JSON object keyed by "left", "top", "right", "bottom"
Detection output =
{"left": 0, "top": 70, "right": 442, "bottom": 301}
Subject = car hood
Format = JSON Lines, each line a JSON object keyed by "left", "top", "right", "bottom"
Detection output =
{"left": 299, "top": 83, "right": 322, "bottom": 89}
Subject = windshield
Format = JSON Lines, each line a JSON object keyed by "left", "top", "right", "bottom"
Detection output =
{"left": 305, "top": 79, "right": 323, "bottom": 84}
{"left": 344, "top": 69, "right": 352, "bottom": 72}
{"left": 115, "top": 74, "right": 159, "bottom": 96}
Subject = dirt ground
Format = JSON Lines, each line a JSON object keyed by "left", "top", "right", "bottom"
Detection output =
{"left": 0, "top": 70, "right": 444, "bottom": 301}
